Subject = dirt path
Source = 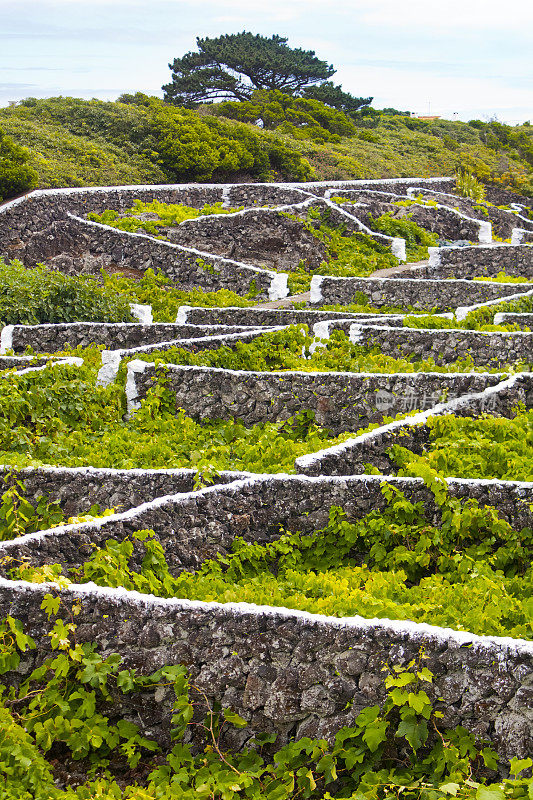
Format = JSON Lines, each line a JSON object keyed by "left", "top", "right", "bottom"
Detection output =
{"left": 254, "top": 291, "right": 311, "bottom": 309}
{"left": 254, "top": 260, "right": 428, "bottom": 308}
{"left": 370, "top": 260, "right": 427, "bottom": 278}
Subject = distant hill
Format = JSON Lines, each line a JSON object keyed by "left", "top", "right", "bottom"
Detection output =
{"left": 0, "top": 95, "right": 531, "bottom": 198}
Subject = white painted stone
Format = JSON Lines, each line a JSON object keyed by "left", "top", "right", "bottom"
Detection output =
{"left": 511, "top": 228, "right": 526, "bottom": 245}
{"left": 478, "top": 221, "right": 493, "bottom": 244}
{"left": 96, "top": 350, "right": 122, "bottom": 386}
{"left": 175, "top": 306, "right": 190, "bottom": 324}
{"left": 125, "top": 359, "right": 148, "bottom": 414}
{"left": 0, "top": 325, "right": 14, "bottom": 355}
{"left": 310, "top": 275, "right": 324, "bottom": 304}
{"left": 391, "top": 237, "right": 406, "bottom": 262}
{"left": 129, "top": 303, "right": 153, "bottom": 324}
{"left": 268, "top": 272, "right": 289, "bottom": 301}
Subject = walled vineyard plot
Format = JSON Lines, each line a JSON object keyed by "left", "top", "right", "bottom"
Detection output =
{"left": 1, "top": 178, "right": 533, "bottom": 768}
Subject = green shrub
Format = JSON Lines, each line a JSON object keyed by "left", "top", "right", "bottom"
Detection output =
{"left": 0, "top": 259, "right": 133, "bottom": 325}
{"left": 455, "top": 170, "right": 486, "bottom": 201}
{"left": 0, "top": 96, "right": 313, "bottom": 186}
{"left": 215, "top": 89, "right": 357, "bottom": 142}
{"left": 87, "top": 199, "right": 243, "bottom": 237}
{"left": 101, "top": 268, "right": 255, "bottom": 322}
{"left": 365, "top": 212, "right": 438, "bottom": 260}
{"left": 391, "top": 408, "right": 533, "bottom": 481}
{"left": 0, "top": 127, "right": 38, "bottom": 201}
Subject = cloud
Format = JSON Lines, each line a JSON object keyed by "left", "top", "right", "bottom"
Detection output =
{"left": 338, "top": 62, "right": 533, "bottom": 120}
{"left": 0, "top": 82, "right": 37, "bottom": 90}
{"left": 347, "top": 0, "right": 532, "bottom": 31}
{"left": 0, "top": 0, "right": 530, "bottom": 122}
{"left": 1, "top": 66, "right": 90, "bottom": 73}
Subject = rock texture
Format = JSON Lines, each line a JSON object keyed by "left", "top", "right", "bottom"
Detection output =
{"left": 132, "top": 362, "right": 504, "bottom": 433}
{"left": 313, "top": 274, "right": 533, "bottom": 310}
{"left": 0, "top": 473, "right": 532, "bottom": 761}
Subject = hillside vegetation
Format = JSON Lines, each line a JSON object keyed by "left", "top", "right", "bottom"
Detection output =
{"left": 0, "top": 94, "right": 532, "bottom": 200}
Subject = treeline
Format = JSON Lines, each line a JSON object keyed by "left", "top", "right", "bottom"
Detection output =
{"left": 0, "top": 94, "right": 313, "bottom": 201}
{"left": 0, "top": 93, "right": 532, "bottom": 202}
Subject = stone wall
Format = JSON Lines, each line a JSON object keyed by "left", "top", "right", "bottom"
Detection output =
{"left": 1, "top": 471, "right": 531, "bottom": 580}
{"left": 333, "top": 192, "right": 484, "bottom": 242}
{"left": 7, "top": 322, "right": 257, "bottom": 354}
{"left": 224, "top": 184, "right": 310, "bottom": 207}
{"left": 311, "top": 274, "right": 533, "bottom": 311}
{"left": 493, "top": 312, "right": 533, "bottom": 329}
{"left": 166, "top": 208, "right": 328, "bottom": 270}
{"left": 407, "top": 188, "right": 533, "bottom": 239}
{"left": 319, "top": 177, "right": 456, "bottom": 197}
{"left": 483, "top": 184, "right": 533, "bottom": 207}
{"left": 178, "top": 306, "right": 376, "bottom": 327}
{"left": 0, "top": 185, "right": 225, "bottom": 257}
{"left": 15, "top": 215, "right": 286, "bottom": 300}
{"left": 0, "top": 178, "right": 459, "bottom": 266}
{"left": 513, "top": 229, "right": 533, "bottom": 245}
{"left": 425, "top": 243, "right": 533, "bottom": 280}
{"left": 1, "top": 471, "right": 532, "bottom": 761}
{"left": 296, "top": 373, "right": 533, "bottom": 476}
{"left": 351, "top": 323, "right": 533, "bottom": 366}
{"left": 0, "top": 355, "right": 49, "bottom": 369}
{"left": 224, "top": 178, "right": 455, "bottom": 204}
{"left": 130, "top": 361, "right": 503, "bottom": 433}
{"left": 0, "top": 178, "right": 454, "bottom": 245}
{"left": 0, "top": 465, "right": 246, "bottom": 518}
{"left": 120, "top": 327, "right": 282, "bottom": 358}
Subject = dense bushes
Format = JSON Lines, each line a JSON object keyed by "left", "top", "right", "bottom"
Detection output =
{"left": 0, "top": 259, "right": 133, "bottom": 325}
{"left": 0, "top": 354, "right": 352, "bottom": 473}
{"left": 1, "top": 95, "right": 532, "bottom": 194}
{"left": 0, "top": 127, "right": 37, "bottom": 201}
{"left": 214, "top": 89, "right": 357, "bottom": 142}
{"left": 0, "top": 96, "right": 313, "bottom": 193}
{"left": 150, "top": 99, "right": 313, "bottom": 181}
{"left": 391, "top": 409, "right": 533, "bottom": 481}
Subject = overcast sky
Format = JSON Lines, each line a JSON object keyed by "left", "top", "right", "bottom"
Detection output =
{"left": 0, "top": 0, "right": 531, "bottom": 123}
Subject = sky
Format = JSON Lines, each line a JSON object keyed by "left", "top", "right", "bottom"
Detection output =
{"left": 0, "top": 0, "right": 531, "bottom": 124}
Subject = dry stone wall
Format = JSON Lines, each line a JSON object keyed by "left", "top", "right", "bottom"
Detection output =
{"left": 311, "top": 274, "right": 532, "bottom": 310}
{"left": 333, "top": 191, "right": 485, "bottom": 242}
{"left": 351, "top": 323, "right": 533, "bottom": 366}
{"left": 407, "top": 188, "right": 533, "bottom": 239}
{"left": 6, "top": 321, "right": 257, "bottom": 353}
{"left": 166, "top": 208, "right": 328, "bottom": 270}
{"left": 296, "top": 372, "right": 533, "bottom": 476}
{"left": 2, "top": 473, "right": 532, "bottom": 586}
{"left": 0, "top": 465, "right": 246, "bottom": 518}
{"left": 425, "top": 243, "right": 533, "bottom": 280}
{"left": 130, "top": 361, "right": 504, "bottom": 432}
{"left": 177, "top": 306, "right": 372, "bottom": 327}
{"left": 18, "top": 215, "right": 282, "bottom": 300}
{"left": 1, "top": 178, "right": 533, "bottom": 769}
{"left": 0, "top": 473, "right": 532, "bottom": 759}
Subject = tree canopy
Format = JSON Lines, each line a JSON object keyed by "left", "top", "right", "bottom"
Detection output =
{"left": 162, "top": 32, "right": 336, "bottom": 106}
{"left": 302, "top": 82, "right": 372, "bottom": 114}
